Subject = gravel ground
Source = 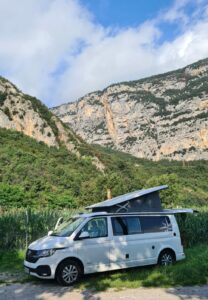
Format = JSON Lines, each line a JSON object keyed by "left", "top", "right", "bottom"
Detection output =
{"left": 0, "top": 283, "right": 208, "bottom": 300}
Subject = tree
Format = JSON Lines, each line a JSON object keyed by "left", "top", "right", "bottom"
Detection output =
{"left": 145, "top": 173, "right": 181, "bottom": 208}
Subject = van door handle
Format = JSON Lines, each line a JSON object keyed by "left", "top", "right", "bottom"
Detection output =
{"left": 173, "top": 232, "right": 176, "bottom": 236}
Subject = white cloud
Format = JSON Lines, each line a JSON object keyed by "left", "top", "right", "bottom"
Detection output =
{"left": 0, "top": 0, "right": 207, "bottom": 107}
{"left": 161, "top": 0, "right": 190, "bottom": 24}
{"left": 0, "top": 0, "right": 104, "bottom": 101}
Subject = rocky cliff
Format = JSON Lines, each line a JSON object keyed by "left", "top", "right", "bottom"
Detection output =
{"left": 0, "top": 76, "right": 84, "bottom": 156}
{"left": 0, "top": 76, "right": 106, "bottom": 170}
{"left": 52, "top": 58, "right": 208, "bottom": 161}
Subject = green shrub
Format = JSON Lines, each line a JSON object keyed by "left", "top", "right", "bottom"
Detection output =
{"left": 1, "top": 208, "right": 208, "bottom": 250}
{"left": 0, "top": 128, "right": 208, "bottom": 209}
{"left": 0, "top": 91, "right": 7, "bottom": 106}
{"left": 0, "top": 209, "right": 76, "bottom": 249}
{"left": 3, "top": 107, "right": 12, "bottom": 120}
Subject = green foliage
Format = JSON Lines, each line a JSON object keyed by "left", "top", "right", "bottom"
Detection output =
{"left": 0, "top": 91, "right": 7, "bottom": 106}
{"left": 0, "top": 184, "right": 30, "bottom": 208}
{"left": 0, "top": 128, "right": 208, "bottom": 209}
{"left": 177, "top": 210, "right": 208, "bottom": 247}
{"left": 24, "top": 94, "right": 59, "bottom": 138}
{"left": 122, "top": 136, "right": 137, "bottom": 146}
{"left": 163, "top": 75, "right": 208, "bottom": 107}
{"left": 0, "top": 249, "right": 25, "bottom": 272}
{"left": 95, "top": 121, "right": 106, "bottom": 131}
{"left": 0, "top": 208, "right": 75, "bottom": 249}
{"left": 145, "top": 174, "right": 181, "bottom": 207}
{"left": 3, "top": 106, "right": 12, "bottom": 120}
{"left": 0, "top": 207, "right": 208, "bottom": 250}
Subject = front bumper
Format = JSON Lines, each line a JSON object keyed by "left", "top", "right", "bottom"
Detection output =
{"left": 24, "top": 264, "right": 51, "bottom": 277}
{"left": 24, "top": 246, "right": 75, "bottom": 279}
{"left": 24, "top": 258, "right": 57, "bottom": 279}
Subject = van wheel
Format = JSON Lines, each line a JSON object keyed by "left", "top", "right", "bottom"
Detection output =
{"left": 56, "top": 259, "right": 82, "bottom": 286}
{"left": 158, "top": 250, "right": 175, "bottom": 266}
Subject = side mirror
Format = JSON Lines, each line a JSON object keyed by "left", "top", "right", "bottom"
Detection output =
{"left": 79, "top": 231, "right": 90, "bottom": 239}
{"left": 48, "top": 230, "right": 53, "bottom": 236}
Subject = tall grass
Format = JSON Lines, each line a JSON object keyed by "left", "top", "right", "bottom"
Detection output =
{"left": 0, "top": 208, "right": 208, "bottom": 250}
{"left": 177, "top": 209, "right": 208, "bottom": 247}
{"left": 0, "top": 208, "right": 78, "bottom": 249}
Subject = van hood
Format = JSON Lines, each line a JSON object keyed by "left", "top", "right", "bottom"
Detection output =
{"left": 29, "top": 235, "right": 71, "bottom": 250}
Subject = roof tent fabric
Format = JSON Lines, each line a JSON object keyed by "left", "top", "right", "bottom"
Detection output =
{"left": 86, "top": 185, "right": 168, "bottom": 213}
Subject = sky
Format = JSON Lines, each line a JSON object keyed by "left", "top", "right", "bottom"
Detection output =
{"left": 0, "top": 0, "right": 208, "bottom": 107}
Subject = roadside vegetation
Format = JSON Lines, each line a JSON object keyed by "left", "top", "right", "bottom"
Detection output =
{"left": 0, "top": 244, "right": 208, "bottom": 289}
{"left": 0, "top": 208, "right": 208, "bottom": 250}
{"left": 0, "top": 250, "right": 25, "bottom": 272}
{"left": 0, "top": 127, "right": 208, "bottom": 288}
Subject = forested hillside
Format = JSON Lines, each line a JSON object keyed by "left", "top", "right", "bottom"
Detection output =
{"left": 0, "top": 128, "right": 207, "bottom": 209}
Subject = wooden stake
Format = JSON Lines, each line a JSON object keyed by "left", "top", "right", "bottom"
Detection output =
{"left": 107, "top": 189, "right": 112, "bottom": 199}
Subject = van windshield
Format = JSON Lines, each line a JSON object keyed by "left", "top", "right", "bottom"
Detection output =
{"left": 51, "top": 217, "right": 84, "bottom": 237}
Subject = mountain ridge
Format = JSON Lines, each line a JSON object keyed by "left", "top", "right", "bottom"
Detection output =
{"left": 0, "top": 72, "right": 207, "bottom": 208}
{"left": 0, "top": 76, "right": 78, "bottom": 150}
{"left": 51, "top": 58, "right": 208, "bottom": 161}
{"left": 51, "top": 57, "right": 208, "bottom": 109}
{"left": 0, "top": 76, "right": 107, "bottom": 171}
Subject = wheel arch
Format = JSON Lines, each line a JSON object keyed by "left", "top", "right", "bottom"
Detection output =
{"left": 55, "top": 256, "right": 84, "bottom": 278}
{"left": 158, "top": 247, "right": 176, "bottom": 263}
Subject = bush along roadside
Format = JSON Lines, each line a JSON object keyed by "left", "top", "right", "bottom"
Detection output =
{"left": 0, "top": 208, "right": 77, "bottom": 250}
{"left": 1, "top": 208, "right": 208, "bottom": 250}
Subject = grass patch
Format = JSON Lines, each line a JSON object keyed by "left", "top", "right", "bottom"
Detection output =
{"left": 0, "top": 245, "right": 208, "bottom": 289}
{"left": 77, "top": 244, "right": 208, "bottom": 291}
{"left": 0, "top": 250, "right": 25, "bottom": 272}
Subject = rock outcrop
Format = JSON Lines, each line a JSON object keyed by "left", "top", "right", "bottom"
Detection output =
{"left": 0, "top": 77, "right": 82, "bottom": 156}
{"left": 52, "top": 58, "right": 208, "bottom": 161}
{"left": 0, "top": 76, "right": 106, "bottom": 170}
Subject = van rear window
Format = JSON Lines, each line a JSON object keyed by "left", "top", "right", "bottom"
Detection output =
{"left": 111, "top": 216, "right": 172, "bottom": 236}
{"left": 140, "top": 216, "right": 172, "bottom": 233}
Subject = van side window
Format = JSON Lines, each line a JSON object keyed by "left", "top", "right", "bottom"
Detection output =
{"left": 112, "top": 217, "right": 141, "bottom": 236}
{"left": 140, "top": 216, "right": 172, "bottom": 233}
{"left": 80, "top": 217, "right": 108, "bottom": 238}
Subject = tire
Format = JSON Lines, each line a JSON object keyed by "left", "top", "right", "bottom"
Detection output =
{"left": 158, "top": 250, "right": 175, "bottom": 266}
{"left": 56, "top": 259, "right": 82, "bottom": 286}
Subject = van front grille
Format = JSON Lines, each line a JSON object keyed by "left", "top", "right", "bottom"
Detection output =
{"left": 26, "top": 249, "right": 39, "bottom": 263}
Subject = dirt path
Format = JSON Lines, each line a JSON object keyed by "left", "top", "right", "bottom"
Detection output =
{"left": 0, "top": 283, "right": 208, "bottom": 300}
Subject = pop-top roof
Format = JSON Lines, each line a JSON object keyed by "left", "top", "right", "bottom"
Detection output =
{"left": 86, "top": 185, "right": 168, "bottom": 209}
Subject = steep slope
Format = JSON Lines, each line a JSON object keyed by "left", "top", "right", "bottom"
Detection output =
{"left": 52, "top": 58, "right": 208, "bottom": 161}
{"left": 0, "top": 128, "right": 208, "bottom": 208}
{"left": 0, "top": 76, "right": 81, "bottom": 155}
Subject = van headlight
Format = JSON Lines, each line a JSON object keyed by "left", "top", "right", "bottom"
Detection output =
{"left": 36, "top": 249, "right": 56, "bottom": 258}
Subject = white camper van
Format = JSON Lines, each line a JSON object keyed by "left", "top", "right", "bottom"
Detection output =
{"left": 24, "top": 186, "right": 192, "bottom": 286}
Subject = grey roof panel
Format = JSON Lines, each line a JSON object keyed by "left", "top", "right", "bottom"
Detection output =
{"left": 86, "top": 185, "right": 168, "bottom": 209}
{"left": 78, "top": 208, "right": 193, "bottom": 217}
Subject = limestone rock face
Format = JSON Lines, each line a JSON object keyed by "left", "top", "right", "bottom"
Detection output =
{"left": 52, "top": 58, "right": 208, "bottom": 161}
{"left": 0, "top": 76, "right": 106, "bottom": 171}
{"left": 0, "top": 77, "right": 79, "bottom": 154}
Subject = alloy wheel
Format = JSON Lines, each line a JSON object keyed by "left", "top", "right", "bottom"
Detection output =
{"left": 160, "top": 253, "right": 173, "bottom": 266}
{"left": 62, "top": 264, "right": 79, "bottom": 284}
